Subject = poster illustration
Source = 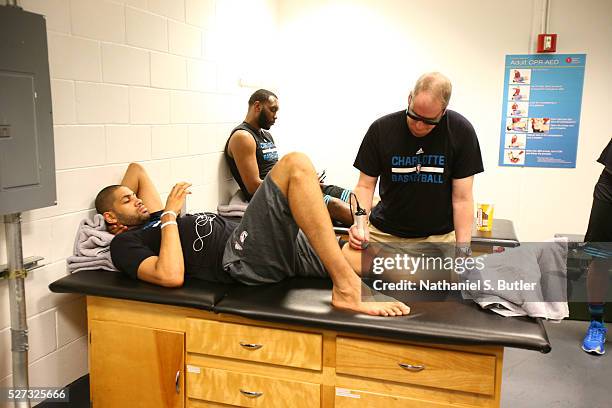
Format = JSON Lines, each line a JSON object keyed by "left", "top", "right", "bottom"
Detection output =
{"left": 499, "top": 54, "right": 586, "bottom": 168}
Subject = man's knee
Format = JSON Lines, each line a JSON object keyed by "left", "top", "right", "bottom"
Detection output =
{"left": 279, "top": 152, "right": 315, "bottom": 176}
{"left": 281, "top": 151, "right": 312, "bottom": 167}
{"left": 269, "top": 152, "right": 315, "bottom": 192}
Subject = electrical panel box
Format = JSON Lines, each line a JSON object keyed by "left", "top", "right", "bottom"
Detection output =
{"left": 0, "top": 6, "right": 56, "bottom": 215}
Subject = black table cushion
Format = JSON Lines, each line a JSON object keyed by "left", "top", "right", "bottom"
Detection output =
{"left": 335, "top": 218, "right": 520, "bottom": 247}
{"left": 218, "top": 278, "right": 550, "bottom": 353}
{"left": 49, "top": 271, "right": 550, "bottom": 353}
{"left": 471, "top": 219, "right": 519, "bottom": 247}
{"left": 48, "top": 269, "right": 230, "bottom": 311}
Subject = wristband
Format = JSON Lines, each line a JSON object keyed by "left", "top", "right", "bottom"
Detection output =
{"left": 161, "top": 210, "right": 178, "bottom": 219}
{"left": 160, "top": 221, "right": 178, "bottom": 229}
{"left": 455, "top": 246, "right": 472, "bottom": 257}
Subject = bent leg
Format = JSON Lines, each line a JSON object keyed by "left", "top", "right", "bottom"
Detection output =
{"left": 326, "top": 197, "right": 353, "bottom": 226}
{"left": 321, "top": 184, "right": 351, "bottom": 202}
{"left": 322, "top": 183, "right": 353, "bottom": 225}
{"left": 269, "top": 152, "right": 409, "bottom": 316}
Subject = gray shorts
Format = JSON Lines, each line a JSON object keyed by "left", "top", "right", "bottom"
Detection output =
{"left": 222, "top": 175, "right": 328, "bottom": 285}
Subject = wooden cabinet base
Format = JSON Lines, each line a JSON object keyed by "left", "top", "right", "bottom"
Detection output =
{"left": 335, "top": 389, "right": 463, "bottom": 408}
{"left": 187, "top": 366, "right": 320, "bottom": 407}
{"left": 87, "top": 296, "right": 503, "bottom": 408}
{"left": 89, "top": 319, "right": 185, "bottom": 408}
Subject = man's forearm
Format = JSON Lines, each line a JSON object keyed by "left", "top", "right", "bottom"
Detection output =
{"left": 352, "top": 185, "right": 374, "bottom": 215}
{"left": 453, "top": 199, "right": 474, "bottom": 244}
{"left": 155, "top": 217, "right": 185, "bottom": 285}
{"left": 135, "top": 182, "right": 190, "bottom": 287}
{"left": 121, "top": 162, "right": 146, "bottom": 192}
{"left": 246, "top": 178, "right": 264, "bottom": 196}
{"left": 121, "top": 162, "right": 163, "bottom": 213}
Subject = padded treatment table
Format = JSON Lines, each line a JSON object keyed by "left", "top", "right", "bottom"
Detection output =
{"left": 50, "top": 269, "right": 549, "bottom": 408}
{"left": 218, "top": 278, "right": 550, "bottom": 351}
{"left": 334, "top": 218, "right": 520, "bottom": 248}
{"left": 49, "top": 269, "right": 230, "bottom": 311}
{"left": 471, "top": 218, "right": 520, "bottom": 248}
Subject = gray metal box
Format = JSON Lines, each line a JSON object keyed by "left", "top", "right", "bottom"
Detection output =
{"left": 0, "top": 6, "right": 56, "bottom": 215}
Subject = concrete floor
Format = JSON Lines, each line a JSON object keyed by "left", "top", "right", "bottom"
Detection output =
{"left": 502, "top": 320, "right": 610, "bottom": 408}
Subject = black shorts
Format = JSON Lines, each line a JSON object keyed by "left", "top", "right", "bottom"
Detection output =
{"left": 584, "top": 197, "right": 612, "bottom": 259}
{"left": 222, "top": 175, "right": 328, "bottom": 285}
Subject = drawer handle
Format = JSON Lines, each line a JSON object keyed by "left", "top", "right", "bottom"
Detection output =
{"left": 239, "top": 341, "right": 263, "bottom": 350}
{"left": 398, "top": 362, "right": 425, "bottom": 372}
{"left": 240, "top": 389, "right": 264, "bottom": 398}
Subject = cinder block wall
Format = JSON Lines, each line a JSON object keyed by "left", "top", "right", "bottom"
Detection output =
{"left": 0, "top": 0, "right": 278, "bottom": 398}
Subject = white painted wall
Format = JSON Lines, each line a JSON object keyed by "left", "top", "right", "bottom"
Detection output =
{"left": 0, "top": 0, "right": 278, "bottom": 402}
{"left": 275, "top": 0, "right": 612, "bottom": 241}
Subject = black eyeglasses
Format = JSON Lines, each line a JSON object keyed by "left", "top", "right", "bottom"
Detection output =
{"left": 405, "top": 94, "right": 445, "bottom": 126}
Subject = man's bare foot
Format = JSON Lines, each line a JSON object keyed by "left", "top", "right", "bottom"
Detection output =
{"left": 331, "top": 285, "right": 410, "bottom": 317}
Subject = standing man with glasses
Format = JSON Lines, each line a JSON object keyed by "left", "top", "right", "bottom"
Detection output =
{"left": 348, "top": 72, "right": 483, "bottom": 255}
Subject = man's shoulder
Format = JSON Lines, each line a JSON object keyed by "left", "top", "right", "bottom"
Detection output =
{"left": 443, "top": 110, "right": 478, "bottom": 142}
{"left": 229, "top": 125, "right": 255, "bottom": 138}
{"left": 110, "top": 227, "right": 141, "bottom": 247}
{"left": 231, "top": 122, "right": 259, "bottom": 138}
{"left": 373, "top": 110, "right": 405, "bottom": 126}
{"left": 228, "top": 129, "right": 257, "bottom": 150}
{"left": 445, "top": 110, "right": 475, "bottom": 130}
{"left": 366, "top": 110, "right": 405, "bottom": 137}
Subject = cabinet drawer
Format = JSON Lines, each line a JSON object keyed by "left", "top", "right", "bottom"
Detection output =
{"left": 187, "top": 366, "right": 320, "bottom": 408}
{"left": 335, "top": 388, "right": 457, "bottom": 408}
{"left": 186, "top": 319, "right": 322, "bottom": 370}
{"left": 189, "top": 399, "right": 238, "bottom": 407}
{"left": 336, "top": 337, "right": 496, "bottom": 395}
{"left": 189, "top": 400, "right": 237, "bottom": 407}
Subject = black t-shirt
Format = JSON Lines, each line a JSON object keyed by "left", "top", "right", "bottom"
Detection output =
{"left": 594, "top": 139, "right": 612, "bottom": 203}
{"left": 354, "top": 109, "right": 484, "bottom": 238}
{"left": 224, "top": 122, "right": 279, "bottom": 201}
{"left": 110, "top": 212, "right": 239, "bottom": 283}
{"left": 598, "top": 139, "right": 612, "bottom": 168}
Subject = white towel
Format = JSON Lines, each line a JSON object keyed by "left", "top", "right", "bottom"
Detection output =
{"left": 217, "top": 190, "right": 249, "bottom": 217}
{"left": 463, "top": 240, "right": 569, "bottom": 321}
{"left": 67, "top": 214, "right": 118, "bottom": 273}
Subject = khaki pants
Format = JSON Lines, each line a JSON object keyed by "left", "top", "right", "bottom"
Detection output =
{"left": 367, "top": 225, "right": 457, "bottom": 286}
{"left": 368, "top": 223, "right": 456, "bottom": 244}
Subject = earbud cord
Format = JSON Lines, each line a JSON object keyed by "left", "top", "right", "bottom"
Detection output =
{"left": 349, "top": 192, "right": 365, "bottom": 224}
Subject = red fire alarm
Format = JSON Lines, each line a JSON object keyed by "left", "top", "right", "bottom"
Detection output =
{"left": 537, "top": 33, "right": 557, "bottom": 53}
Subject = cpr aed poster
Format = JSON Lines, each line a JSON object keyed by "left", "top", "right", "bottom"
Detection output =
{"left": 499, "top": 54, "right": 586, "bottom": 168}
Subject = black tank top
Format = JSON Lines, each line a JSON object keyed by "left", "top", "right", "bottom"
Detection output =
{"left": 224, "top": 122, "right": 278, "bottom": 200}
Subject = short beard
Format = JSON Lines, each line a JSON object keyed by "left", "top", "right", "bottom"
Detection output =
{"left": 117, "top": 212, "right": 150, "bottom": 227}
{"left": 257, "top": 112, "right": 271, "bottom": 130}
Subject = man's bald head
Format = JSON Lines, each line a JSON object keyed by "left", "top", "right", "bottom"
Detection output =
{"left": 412, "top": 72, "right": 452, "bottom": 109}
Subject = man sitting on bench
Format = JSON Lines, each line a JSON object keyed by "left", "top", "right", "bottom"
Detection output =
{"left": 225, "top": 89, "right": 353, "bottom": 225}
{"left": 95, "top": 153, "right": 410, "bottom": 317}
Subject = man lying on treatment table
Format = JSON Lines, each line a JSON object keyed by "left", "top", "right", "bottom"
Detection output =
{"left": 95, "top": 153, "right": 410, "bottom": 317}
